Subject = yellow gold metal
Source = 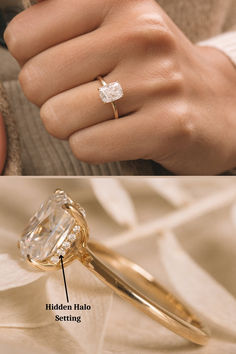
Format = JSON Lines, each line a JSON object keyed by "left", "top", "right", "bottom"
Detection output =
{"left": 20, "top": 190, "right": 210, "bottom": 346}
{"left": 97, "top": 76, "right": 119, "bottom": 119}
{"left": 85, "top": 241, "right": 210, "bottom": 346}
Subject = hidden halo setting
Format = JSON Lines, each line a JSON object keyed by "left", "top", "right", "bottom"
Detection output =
{"left": 98, "top": 81, "right": 124, "bottom": 104}
{"left": 19, "top": 189, "right": 209, "bottom": 346}
{"left": 19, "top": 189, "right": 89, "bottom": 270}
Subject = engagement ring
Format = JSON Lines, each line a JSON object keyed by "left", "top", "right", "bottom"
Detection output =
{"left": 97, "top": 76, "right": 123, "bottom": 119}
{"left": 19, "top": 189, "right": 210, "bottom": 346}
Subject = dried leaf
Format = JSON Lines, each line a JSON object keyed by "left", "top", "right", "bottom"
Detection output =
{"left": 0, "top": 254, "right": 44, "bottom": 291}
{"left": 0, "top": 276, "right": 53, "bottom": 328}
{"left": 158, "top": 231, "right": 236, "bottom": 335}
{"left": 90, "top": 179, "right": 137, "bottom": 227}
{"left": 147, "top": 179, "right": 193, "bottom": 207}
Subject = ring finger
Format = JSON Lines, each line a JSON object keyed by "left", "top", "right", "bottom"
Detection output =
{"left": 19, "top": 25, "right": 122, "bottom": 106}
{"left": 40, "top": 67, "right": 144, "bottom": 139}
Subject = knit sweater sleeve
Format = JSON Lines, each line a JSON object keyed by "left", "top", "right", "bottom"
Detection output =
{"left": 198, "top": 30, "right": 236, "bottom": 67}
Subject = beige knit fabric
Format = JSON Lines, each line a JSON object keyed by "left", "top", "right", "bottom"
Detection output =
{"left": 0, "top": 83, "right": 21, "bottom": 175}
{"left": 1, "top": 0, "right": 236, "bottom": 175}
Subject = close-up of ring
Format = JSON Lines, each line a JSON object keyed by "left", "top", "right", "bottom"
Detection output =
{"left": 97, "top": 76, "right": 124, "bottom": 119}
{"left": 19, "top": 189, "right": 210, "bottom": 346}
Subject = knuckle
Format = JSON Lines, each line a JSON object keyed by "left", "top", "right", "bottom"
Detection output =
{"left": 4, "top": 30, "right": 18, "bottom": 59}
{"left": 146, "top": 60, "right": 184, "bottom": 97}
{"left": 173, "top": 102, "right": 195, "bottom": 139}
{"left": 164, "top": 65, "right": 185, "bottom": 93}
{"left": 170, "top": 70, "right": 184, "bottom": 91}
{"left": 19, "top": 63, "right": 42, "bottom": 106}
{"left": 122, "top": 14, "right": 175, "bottom": 51}
{"left": 149, "top": 102, "right": 195, "bottom": 162}
{"left": 40, "top": 102, "right": 67, "bottom": 140}
{"left": 4, "top": 16, "right": 24, "bottom": 61}
{"left": 155, "top": 27, "right": 175, "bottom": 50}
{"left": 69, "top": 137, "right": 83, "bottom": 161}
{"left": 69, "top": 136, "right": 102, "bottom": 164}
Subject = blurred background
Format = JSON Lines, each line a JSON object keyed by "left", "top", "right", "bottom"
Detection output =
{"left": 0, "top": 1, "right": 23, "bottom": 48}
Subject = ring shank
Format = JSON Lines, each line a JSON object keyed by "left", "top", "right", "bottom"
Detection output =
{"left": 84, "top": 241, "right": 209, "bottom": 346}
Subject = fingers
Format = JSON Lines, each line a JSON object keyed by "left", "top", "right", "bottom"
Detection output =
{"left": 38, "top": 54, "right": 180, "bottom": 140}
{"left": 67, "top": 94, "right": 187, "bottom": 165}
{"left": 4, "top": 0, "right": 110, "bottom": 64}
{"left": 18, "top": 26, "right": 121, "bottom": 106}
{"left": 68, "top": 111, "right": 153, "bottom": 164}
{"left": 40, "top": 67, "right": 145, "bottom": 139}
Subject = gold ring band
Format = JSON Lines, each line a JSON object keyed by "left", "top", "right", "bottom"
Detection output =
{"left": 19, "top": 190, "right": 210, "bottom": 346}
{"left": 97, "top": 76, "right": 124, "bottom": 119}
{"left": 87, "top": 241, "right": 209, "bottom": 346}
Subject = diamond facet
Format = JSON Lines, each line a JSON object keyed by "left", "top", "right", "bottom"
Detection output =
{"left": 99, "top": 82, "right": 123, "bottom": 103}
{"left": 20, "top": 191, "right": 74, "bottom": 261}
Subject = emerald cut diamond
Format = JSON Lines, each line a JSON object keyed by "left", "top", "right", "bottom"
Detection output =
{"left": 20, "top": 191, "right": 75, "bottom": 262}
{"left": 99, "top": 82, "right": 123, "bottom": 103}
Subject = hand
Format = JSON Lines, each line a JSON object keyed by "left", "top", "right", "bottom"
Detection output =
{"left": 4, "top": 0, "right": 236, "bottom": 175}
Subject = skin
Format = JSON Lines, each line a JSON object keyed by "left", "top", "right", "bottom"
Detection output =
{"left": 4, "top": 0, "right": 236, "bottom": 175}
{"left": 0, "top": 113, "right": 7, "bottom": 174}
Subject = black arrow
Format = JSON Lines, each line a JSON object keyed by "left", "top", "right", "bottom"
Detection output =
{"left": 59, "top": 255, "right": 69, "bottom": 303}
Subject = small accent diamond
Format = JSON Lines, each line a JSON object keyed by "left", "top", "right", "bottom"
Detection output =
{"left": 50, "top": 256, "right": 59, "bottom": 264}
{"left": 62, "top": 241, "right": 71, "bottom": 249}
{"left": 68, "top": 233, "right": 76, "bottom": 242}
{"left": 57, "top": 249, "right": 66, "bottom": 257}
{"left": 73, "top": 225, "right": 81, "bottom": 233}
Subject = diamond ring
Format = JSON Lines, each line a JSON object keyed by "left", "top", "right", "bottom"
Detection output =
{"left": 19, "top": 189, "right": 209, "bottom": 345}
{"left": 97, "top": 76, "right": 124, "bottom": 119}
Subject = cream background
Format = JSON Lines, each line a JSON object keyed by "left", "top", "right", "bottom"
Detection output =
{"left": 0, "top": 178, "right": 236, "bottom": 353}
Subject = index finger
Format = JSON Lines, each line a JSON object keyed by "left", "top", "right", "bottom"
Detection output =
{"left": 5, "top": 0, "right": 110, "bottom": 64}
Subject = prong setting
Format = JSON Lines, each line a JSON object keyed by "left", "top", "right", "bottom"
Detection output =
{"left": 20, "top": 190, "right": 89, "bottom": 270}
